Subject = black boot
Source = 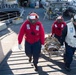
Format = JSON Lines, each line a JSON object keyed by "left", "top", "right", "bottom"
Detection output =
{"left": 34, "top": 64, "right": 38, "bottom": 71}
{"left": 29, "top": 57, "right": 32, "bottom": 63}
{"left": 65, "top": 66, "right": 71, "bottom": 72}
{"left": 64, "top": 64, "right": 71, "bottom": 72}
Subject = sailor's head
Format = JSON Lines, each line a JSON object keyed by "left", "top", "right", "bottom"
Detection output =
{"left": 27, "top": 12, "right": 39, "bottom": 24}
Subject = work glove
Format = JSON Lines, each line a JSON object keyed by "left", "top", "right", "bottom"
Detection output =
{"left": 41, "top": 45, "right": 45, "bottom": 50}
{"left": 18, "top": 44, "right": 22, "bottom": 50}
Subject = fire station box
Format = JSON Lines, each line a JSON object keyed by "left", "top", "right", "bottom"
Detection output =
{"left": 12, "top": 17, "right": 24, "bottom": 24}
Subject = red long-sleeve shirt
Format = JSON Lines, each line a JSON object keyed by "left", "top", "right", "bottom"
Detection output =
{"left": 51, "top": 21, "right": 66, "bottom": 36}
{"left": 18, "top": 20, "right": 45, "bottom": 44}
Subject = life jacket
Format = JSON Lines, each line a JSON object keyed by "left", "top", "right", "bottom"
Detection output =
{"left": 65, "top": 22, "right": 76, "bottom": 47}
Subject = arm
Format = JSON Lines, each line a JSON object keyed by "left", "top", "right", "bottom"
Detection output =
{"left": 51, "top": 24, "right": 55, "bottom": 36}
{"left": 61, "top": 25, "right": 67, "bottom": 45}
{"left": 40, "top": 23, "right": 45, "bottom": 45}
{"left": 18, "top": 22, "right": 26, "bottom": 44}
{"left": 63, "top": 22, "right": 67, "bottom": 27}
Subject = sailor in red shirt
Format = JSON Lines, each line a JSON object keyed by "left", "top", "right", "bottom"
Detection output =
{"left": 51, "top": 16, "right": 66, "bottom": 42}
{"left": 18, "top": 12, "right": 45, "bottom": 71}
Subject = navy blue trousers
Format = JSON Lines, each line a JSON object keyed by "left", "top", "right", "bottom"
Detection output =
{"left": 25, "top": 41, "right": 41, "bottom": 65}
{"left": 64, "top": 43, "right": 76, "bottom": 67}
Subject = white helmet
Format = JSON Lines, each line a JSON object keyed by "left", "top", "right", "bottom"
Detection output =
{"left": 56, "top": 16, "right": 64, "bottom": 23}
{"left": 27, "top": 12, "right": 39, "bottom": 24}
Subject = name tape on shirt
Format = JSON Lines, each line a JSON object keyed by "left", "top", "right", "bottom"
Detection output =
{"left": 36, "top": 25, "right": 39, "bottom": 31}
{"left": 26, "top": 24, "right": 30, "bottom": 29}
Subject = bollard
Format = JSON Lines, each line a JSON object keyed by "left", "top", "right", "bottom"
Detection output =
{"left": 0, "top": 40, "right": 4, "bottom": 63}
